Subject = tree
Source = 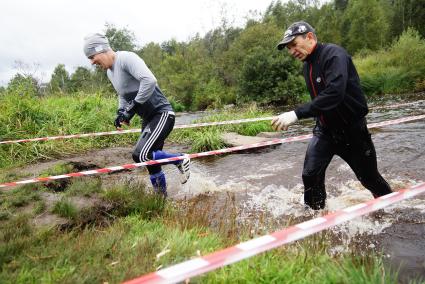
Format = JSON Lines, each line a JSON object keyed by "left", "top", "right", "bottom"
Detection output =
{"left": 104, "top": 23, "right": 137, "bottom": 51}
{"left": 69, "top": 67, "right": 93, "bottom": 93}
{"left": 239, "top": 47, "right": 305, "bottom": 105}
{"left": 314, "top": 2, "right": 343, "bottom": 45}
{"left": 342, "top": 0, "right": 390, "bottom": 54}
{"left": 138, "top": 42, "right": 165, "bottom": 74}
{"left": 160, "top": 39, "right": 179, "bottom": 55}
{"left": 223, "top": 21, "right": 282, "bottom": 90}
{"left": 264, "top": 0, "right": 322, "bottom": 29}
{"left": 213, "top": 21, "right": 306, "bottom": 106}
{"left": 157, "top": 51, "right": 197, "bottom": 108}
{"left": 7, "top": 73, "right": 39, "bottom": 96}
{"left": 385, "top": 0, "right": 425, "bottom": 39}
{"left": 335, "top": 0, "right": 349, "bottom": 11}
{"left": 91, "top": 66, "right": 115, "bottom": 95}
{"left": 49, "top": 64, "right": 71, "bottom": 93}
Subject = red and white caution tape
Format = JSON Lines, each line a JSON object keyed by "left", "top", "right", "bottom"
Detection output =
{"left": 370, "top": 99, "right": 425, "bottom": 110}
{"left": 0, "top": 136, "right": 306, "bottom": 189}
{"left": 123, "top": 182, "right": 425, "bottom": 284}
{"left": 0, "top": 117, "right": 273, "bottom": 145}
{"left": 1, "top": 100, "right": 423, "bottom": 145}
{"left": 1, "top": 115, "right": 424, "bottom": 189}
{"left": 365, "top": 114, "right": 425, "bottom": 128}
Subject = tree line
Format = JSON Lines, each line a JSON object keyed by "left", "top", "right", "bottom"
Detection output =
{"left": 3, "top": 0, "right": 424, "bottom": 110}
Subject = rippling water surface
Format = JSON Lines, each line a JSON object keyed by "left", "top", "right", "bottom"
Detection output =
{"left": 171, "top": 96, "right": 425, "bottom": 282}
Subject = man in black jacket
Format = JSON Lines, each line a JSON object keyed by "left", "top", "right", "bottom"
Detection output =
{"left": 272, "top": 21, "right": 392, "bottom": 210}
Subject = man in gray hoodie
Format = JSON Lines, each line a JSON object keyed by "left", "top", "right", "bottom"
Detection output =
{"left": 83, "top": 33, "right": 190, "bottom": 196}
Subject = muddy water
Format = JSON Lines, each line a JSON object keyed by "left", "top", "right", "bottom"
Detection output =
{"left": 169, "top": 96, "right": 425, "bottom": 283}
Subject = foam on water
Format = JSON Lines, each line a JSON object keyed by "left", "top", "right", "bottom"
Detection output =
{"left": 175, "top": 168, "right": 259, "bottom": 196}
{"left": 173, "top": 155, "right": 424, "bottom": 248}
{"left": 176, "top": 171, "right": 221, "bottom": 196}
{"left": 242, "top": 183, "right": 306, "bottom": 218}
{"left": 242, "top": 177, "right": 424, "bottom": 240}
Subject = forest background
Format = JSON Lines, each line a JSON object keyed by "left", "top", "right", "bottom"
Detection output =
{"left": 2, "top": 0, "right": 425, "bottom": 111}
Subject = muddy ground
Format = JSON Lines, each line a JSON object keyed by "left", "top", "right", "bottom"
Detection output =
{"left": 3, "top": 97, "right": 425, "bottom": 283}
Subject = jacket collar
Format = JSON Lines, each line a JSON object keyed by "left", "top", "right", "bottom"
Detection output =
{"left": 305, "top": 42, "right": 323, "bottom": 63}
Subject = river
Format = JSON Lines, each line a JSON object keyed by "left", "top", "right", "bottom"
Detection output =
{"left": 169, "top": 95, "right": 425, "bottom": 283}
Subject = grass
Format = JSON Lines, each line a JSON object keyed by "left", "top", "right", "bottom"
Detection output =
{"left": 0, "top": 93, "right": 137, "bottom": 170}
{"left": 0, "top": 92, "right": 275, "bottom": 171}
{"left": 0, "top": 159, "right": 399, "bottom": 283}
{"left": 32, "top": 201, "right": 46, "bottom": 215}
{"left": 51, "top": 198, "right": 78, "bottom": 219}
{"left": 0, "top": 215, "right": 223, "bottom": 283}
{"left": 169, "top": 104, "right": 275, "bottom": 152}
{"left": 0, "top": 204, "right": 397, "bottom": 283}
{"left": 0, "top": 158, "right": 399, "bottom": 283}
{"left": 101, "top": 182, "right": 167, "bottom": 219}
{"left": 0, "top": 186, "right": 41, "bottom": 218}
{"left": 203, "top": 245, "right": 395, "bottom": 283}
{"left": 355, "top": 28, "right": 425, "bottom": 96}
{"left": 1, "top": 62, "right": 418, "bottom": 282}
{"left": 65, "top": 178, "right": 102, "bottom": 197}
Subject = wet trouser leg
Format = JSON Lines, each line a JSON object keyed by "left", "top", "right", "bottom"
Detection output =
{"left": 302, "top": 122, "right": 392, "bottom": 209}
{"left": 337, "top": 126, "right": 392, "bottom": 198}
{"left": 302, "top": 134, "right": 334, "bottom": 210}
{"left": 132, "top": 112, "right": 175, "bottom": 193}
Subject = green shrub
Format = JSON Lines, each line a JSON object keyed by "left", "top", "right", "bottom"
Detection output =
{"left": 190, "top": 129, "right": 226, "bottom": 152}
{"left": 236, "top": 121, "right": 273, "bottom": 136}
{"left": 101, "top": 183, "right": 166, "bottom": 219}
{"left": 33, "top": 201, "right": 46, "bottom": 215}
{"left": 51, "top": 198, "right": 78, "bottom": 219}
{"left": 65, "top": 178, "right": 102, "bottom": 197}
{"left": 0, "top": 93, "right": 136, "bottom": 169}
{"left": 169, "top": 98, "right": 185, "bottom": 112}
{"left": 238, "top": 47, "right": 306, "bottom": 105}
{"left": 355, "top": 28, "right": 425, "bottom": 95}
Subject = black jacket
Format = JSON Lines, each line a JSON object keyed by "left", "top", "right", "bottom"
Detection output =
{"left": 294, "top": 43, "right": 368, "bottom": 130}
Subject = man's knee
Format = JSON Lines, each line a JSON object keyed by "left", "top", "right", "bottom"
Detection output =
{"left": 132, "top": 149, "right": 152, "bottom": 163}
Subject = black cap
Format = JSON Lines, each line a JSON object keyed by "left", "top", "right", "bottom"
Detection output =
{"left": 277, "top": 21, "right": 315, "bottom": 50}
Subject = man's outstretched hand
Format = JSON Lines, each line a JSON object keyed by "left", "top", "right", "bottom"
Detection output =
{"left": 271, "top": 111, "right": 298, "bottom": 131}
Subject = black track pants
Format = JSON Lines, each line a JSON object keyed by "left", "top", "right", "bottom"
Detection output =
{"left": 302, "top": 121, "right": 392, "bottom": 210}
{"left": 132, "top": 112, "right": 175, "bottom": 175}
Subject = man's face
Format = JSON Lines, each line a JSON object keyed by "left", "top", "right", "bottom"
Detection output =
{"left": 286, "top": 33, "right": 315, "bottom": 61}
{"left": 89, "top": 52, "right": 112, "bottom": 70}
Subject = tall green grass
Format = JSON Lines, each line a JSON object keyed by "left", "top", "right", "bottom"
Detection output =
{"left": 203, "top": 250, "right": 395, "bottom": 283}
{"left": 0, "top": 92, "right": 274, "bottom": 171}
{"left": 355, "top": 28, "right": 425, "bottom": 96}
{"left": 0, "top": 179, "right": 398, "bottom": 284}
{"left": 0, "top": 160, "right": 398, "bottom": 283}
{"left": 0, "top": 92, "right": 137, "bottom": 169}
{"left": 169, "top": 104, "right": 274, "bottom": 152}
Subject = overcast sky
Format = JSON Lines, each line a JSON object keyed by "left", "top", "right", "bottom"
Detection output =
{"left": 0, "top": 0, "right": 274, "bottom": 87}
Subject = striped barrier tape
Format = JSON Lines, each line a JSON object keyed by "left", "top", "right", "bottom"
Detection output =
{"left": 123, "top": 181, "right": 425, "bottom": 284}
{"left": 0, "top": 117, "right": 273, "bottom": 145}
{"left": 370, "top": 99, "right": 425, "bottom": 110}
{"left": 1, "top": 114, "right": 424, "bottom": 189}
{"left": 1, "top": 100, "right": 423, "bottom": 145}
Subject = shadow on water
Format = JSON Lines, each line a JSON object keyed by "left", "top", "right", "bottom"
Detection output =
{"left": 169, "top": 93, "right": 425, "bottom": 283}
